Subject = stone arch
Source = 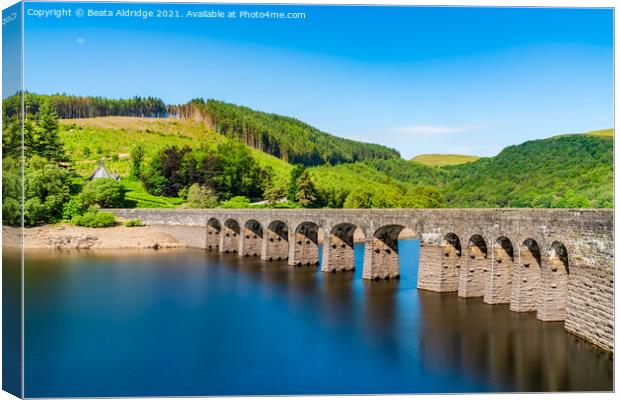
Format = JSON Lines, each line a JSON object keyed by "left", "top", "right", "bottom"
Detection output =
{"left": 321, "top": 223, "right": 363, "bottom": 273}
{"left": 206, "top": 218, "right": 221, "bottom": 250}
{"left": 261, "top": 220, "right": 289, "bottom": 261}
{"left": 289, "top": 221, "right": 322, "bottom": 266}
{"left": 511, "top": 238, "right": 541, "bottom": 312}
{"left": 458, "top": 234, "right": 488, "bottom": 297}
{"left": 220, "top": 218, "right": 240, "bottom": 253}
{"left": 484, "top": 236, "right": 515, "bottom": 305}
{"left": 538, "top": 241, "right": 570, "bottom": 321}
{"left": 362, "top": 224, "right": 410, "bottom": 280}
{"left": 240, "top": 219, "right": 263, "bottom": 257}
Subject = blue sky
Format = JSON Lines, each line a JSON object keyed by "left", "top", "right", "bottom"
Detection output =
{"left": 22, "top": 2, "right": 613, "bottom": 158}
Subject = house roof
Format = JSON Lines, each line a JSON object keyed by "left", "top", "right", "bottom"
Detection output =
{"left": 88, "top": 161, "right": 119, "bottom": 181}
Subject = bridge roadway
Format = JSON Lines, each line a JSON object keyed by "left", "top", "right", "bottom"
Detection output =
{"left": 110, "top": 208, "right": 614, "bottom": 353}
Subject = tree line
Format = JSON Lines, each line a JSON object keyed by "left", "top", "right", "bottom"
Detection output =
{"left": 4, "top": 92, "right": 167, "bottom": 120}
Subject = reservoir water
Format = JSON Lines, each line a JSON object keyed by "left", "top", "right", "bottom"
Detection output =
{"left": 23, "top": 241, "right": 612, "bottom": 396}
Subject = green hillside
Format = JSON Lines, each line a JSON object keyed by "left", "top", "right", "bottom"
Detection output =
{"left": 58, "top": 117, "right": 614, "bottom": 210}
{"left": 442, "top": 134, "right": 613, "bottom": 208}
{"left": 60, "top": 117, "right": 292, "bottom": 182}
{"left": 58, "top": 117, "right": 294, "bottom": 208}
{"left": 58, "top": 117, "right": 432, "bottom": 209}
{"left": 411, "top": 154, "right": 481, "bottom": 167}
{"left": 172, "top": 99, "right": 400, "bottom": 166}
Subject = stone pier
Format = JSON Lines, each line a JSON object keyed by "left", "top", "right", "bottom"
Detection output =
{"left": 262, "top": 220, "right": 289, "bottom": 261}
{"left": 219, "top": 219, "right": 240, "bottom": 253}
{"left": 321, "top": 223, "right": 359, "bottom": 272}
{"left": 288, "top": 222, "right": 320, "bottom": 266}
{"left": 458, "top": 235, "right": 488, "bottom": 298}
{"left": 363, "top": 237, "right": 401, "bottom": 280}
{"left": 484, "top": 237, "right": 514, "bottom": 304}
{"left": 239, "top": 219, "right": 262, "bottom": 257}
{"left": 511, "top": 239, "right": 541, "bottom": 312}
{"left": 206, "top": 218, "right": 221, "bottom": 251}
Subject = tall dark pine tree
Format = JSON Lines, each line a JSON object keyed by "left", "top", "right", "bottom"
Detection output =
{"left": 287, "top": 164, "right": 306, "bottom": 202}
{"left": 296, "top": 170, "right": 320, "bottom": 208}
{"left": 36, "top": 100, "right": 66, "bottom": 161}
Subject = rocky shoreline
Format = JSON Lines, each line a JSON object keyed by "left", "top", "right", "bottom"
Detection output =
{"left": 4, "top": 225, "right": 188, "bottom": 250}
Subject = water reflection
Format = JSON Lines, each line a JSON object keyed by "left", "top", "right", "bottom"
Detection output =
{"left": 363, "top": 279, "right": 399, "bottom": 338}
{"left": 417, "top": 291, "right": 613, "bottom": 391}
{"left": 23, "top": 246, "right": 613, "bottom": 397}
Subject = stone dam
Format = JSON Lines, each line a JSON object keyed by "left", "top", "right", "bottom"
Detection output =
{"left": 109, "top": 208, "right": 614, "bottom": 353}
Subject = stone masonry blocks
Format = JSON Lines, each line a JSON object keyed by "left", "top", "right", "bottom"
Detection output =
{"left": 321, "top": 234, "right": 355, "bottom": 272}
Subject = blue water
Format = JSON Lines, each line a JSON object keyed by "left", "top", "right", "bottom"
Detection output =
{"left": 23, "top": 241, "right": 613, "bottom": 397}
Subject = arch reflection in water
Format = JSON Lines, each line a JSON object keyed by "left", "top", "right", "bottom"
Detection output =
{"left": 417, "top": 290, "right": 612, "bottom": 391}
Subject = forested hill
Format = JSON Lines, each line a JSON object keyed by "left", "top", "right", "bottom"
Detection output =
{"left": 441, "top": 134, "right": 613, "bottom": 208}
{"left": 6, "top": 93, "right": 400, "bottom": 167}
{"left": 170, "top": 99, "right": 399, "bottom": 166}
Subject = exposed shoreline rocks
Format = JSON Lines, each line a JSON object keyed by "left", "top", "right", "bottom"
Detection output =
{"left": 4, "top": 225, "right": 184, "bottom": 250}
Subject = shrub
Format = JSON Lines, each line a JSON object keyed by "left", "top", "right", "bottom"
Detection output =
{"left": 23, "top": 156, "right": 72, "bottom": 225}
{"left": 2, "top": 156, "right": 22, "bottom": 226}
{"left": 62, "top": 196, "right": 87, "bottom": 220}
{"left": 71, "top": 209, "right": 116, "bottom": 228}
{"left": 184, "top": 183, "right": 218, "bottom": 208}
{"left": 82, "top": 178, "right": 125, "bottom": 208}
{"left": 402, "top": 186, "right": 444, "bottom": 208}
{"left": 219, "top": 196, "right": 251, "bottom": 208}
{"left": 124, "top": 219, "right": 142, "bottom": 227}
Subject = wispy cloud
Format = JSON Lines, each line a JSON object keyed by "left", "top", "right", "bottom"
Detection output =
{"left": 76, "top": 37, "right": 86, "bottom": 45}
{"left": 338, "top": 123, "right": 495, "bottom": 159}
{"left": 387, "top": 124, "right": 486, "bottom": 138}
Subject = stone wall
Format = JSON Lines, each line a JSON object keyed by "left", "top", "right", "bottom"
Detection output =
{"left": 109, "top": 208, "right": 614, "bottom": 353}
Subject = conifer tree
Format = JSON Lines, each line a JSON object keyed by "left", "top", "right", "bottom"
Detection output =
{"left": 295, "top": 170, "right": 320, "bottom": 208}
{"left": 35, "top": 100, "right": 66, "bottom": 161}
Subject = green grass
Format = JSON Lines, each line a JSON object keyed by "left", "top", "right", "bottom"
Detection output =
{"left": 248, "top": 147, "right": 293, "bottom": 186}
{"left": 121, "top": 179, "right": 184, "bottom": 208}
{"left": 552, "top": 128, "right": 614, "bottom": 140}
{"left": 586, "top": 128, "right": 614, "bottom": 138}
{"left": 60, "top": 117, "right": 227, "bottom": 177}
{"left": 60, "top": 116, "right": 294, "bottom": 187}
{"left": 60, "top": 117, "right": 295, "bottom": 208}
{"left": 410, "top": 154, "right": 481, "bottom": 167}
